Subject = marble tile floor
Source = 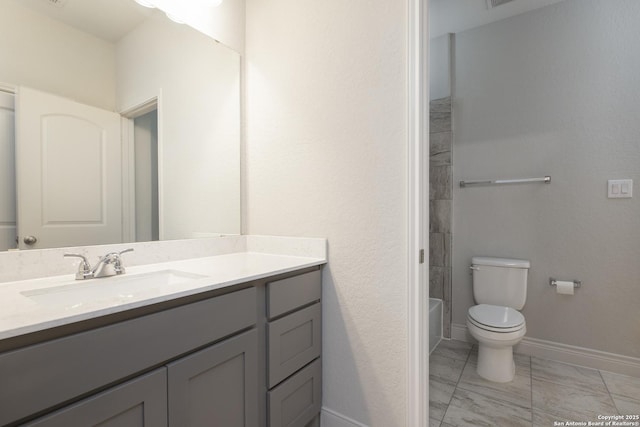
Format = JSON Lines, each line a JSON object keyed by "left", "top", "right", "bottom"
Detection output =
{"left": 430, "top": 339, "right": 640, "bottom": 427}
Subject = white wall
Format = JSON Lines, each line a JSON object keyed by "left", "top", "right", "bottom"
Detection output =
{"left": 429, "top": 34, "right": 450, "bottom": 101}
{"left": 150, "top": 0, "right": 245, "bottom": 54}
{"left": 244, "top": 0, "right": 407, "bottom": 427}
{"left": 429, "top": 0, "right": 567, "bottom": 39}
{"left": 117, "top": 13, "right": 241, "bottom": 239}
{"left": 245, "top": 1, "right": 408, "bottom": 425}
{"left": 0, "top": 1, "right": 116, "bottom": 110}
{"left": 453, "top": 0, "right": 640, "bottom": 358}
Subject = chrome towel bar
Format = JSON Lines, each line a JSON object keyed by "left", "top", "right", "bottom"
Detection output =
{"left": 459, "top": 176, "right": 551, "bottom": 188}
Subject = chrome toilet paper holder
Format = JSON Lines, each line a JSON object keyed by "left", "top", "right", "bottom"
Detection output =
{"left": 549, "top": 278, "right": 582, "bottom": 288}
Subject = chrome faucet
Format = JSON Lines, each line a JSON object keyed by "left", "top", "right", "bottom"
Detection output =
{"left": 64, "top": 248, "right": 134, "bottom": 280}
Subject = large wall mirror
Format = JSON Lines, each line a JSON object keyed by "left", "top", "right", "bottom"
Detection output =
{"left": 0, "top": 0, "right": 240, "bottom": 251}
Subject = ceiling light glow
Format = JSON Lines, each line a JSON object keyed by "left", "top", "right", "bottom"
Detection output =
{"left": 134, "top": 0, "right": 156, "bottom": 8}
{"left": 165, "top": 12, "right": 185, "bottom": 24}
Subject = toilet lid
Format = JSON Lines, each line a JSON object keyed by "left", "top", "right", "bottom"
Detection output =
{"left": 468, "top": 304, "right": 525, "bottom": 330}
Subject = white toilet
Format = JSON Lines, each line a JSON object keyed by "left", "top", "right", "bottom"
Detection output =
{"left": 466, "top": 256, "right": 529, "bottom": 383}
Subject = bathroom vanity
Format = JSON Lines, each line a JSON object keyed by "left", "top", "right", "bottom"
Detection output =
{"left": 0, "top": 251, "right": 324, "bottom": 427}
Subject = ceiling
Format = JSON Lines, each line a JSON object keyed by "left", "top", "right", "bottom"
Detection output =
{"left": 430, "top": 0, "right": 568, "bottom": 38}
{"left": 14, "top": 0, "right": 154, "bottom": 43}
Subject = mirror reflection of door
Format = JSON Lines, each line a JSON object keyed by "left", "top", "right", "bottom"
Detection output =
{"left": 0, "top": 90, "right": 16, "bottom": 251}
{"left": 133, "top": 109, "right": 159, "bottom": 242}
{"left": 16, "top": 86, "right": 123, "bottom": 250}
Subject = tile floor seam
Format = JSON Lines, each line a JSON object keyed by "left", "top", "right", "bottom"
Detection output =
{"left": 531, "top": 374, "right": 614, "bottom": 399}
{"left": 445, "top": 346, "right": 472, "bottom": 409}
{"left": 439, "top": 342, "right": 474, "bottom": 424}
{"left": 599, "top": 368, "right": 619, "bottom": 413}
{"left": 530, "top": 355, "right": 534, "bottom": 427}
{"left": 530, "top": 359, "right": 612, "bottom": 398}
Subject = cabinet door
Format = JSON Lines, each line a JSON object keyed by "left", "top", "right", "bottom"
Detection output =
{"left": 168, "top": 329, "right": 258, "bottom": 427}
{"left": 25, "top": 368, "right": 167, "bottom": 427}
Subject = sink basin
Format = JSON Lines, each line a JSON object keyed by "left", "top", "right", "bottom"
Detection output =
{"left": 21, "top": 270, "right": 207, "bottom": 310}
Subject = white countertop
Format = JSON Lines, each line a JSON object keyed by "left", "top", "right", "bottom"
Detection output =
{"left": 0, "top": 252, "right": 325, "bottom": 341}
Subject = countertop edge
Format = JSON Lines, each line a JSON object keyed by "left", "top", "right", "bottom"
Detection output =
{"left": 0, "top": 252, "right": 326, "bottom": 342}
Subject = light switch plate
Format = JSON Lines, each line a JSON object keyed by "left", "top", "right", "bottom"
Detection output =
{"left": 608, "top": 179, "right": 633, "bottom": 198}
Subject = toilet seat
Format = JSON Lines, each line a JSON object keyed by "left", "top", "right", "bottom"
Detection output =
{"left": 467, "top": 304, "right": 525, "bottom": 333}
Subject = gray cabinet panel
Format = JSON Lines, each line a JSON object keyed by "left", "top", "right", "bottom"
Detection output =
{"left": 268, "top": 304, "right": 321, "bottom": 388}
{"left": 168, "top": 329, "right": 259, "bottom": 427}
{"left": 268, "top": 359, "right": 321, "bottom": 427}
{"left": 0, "top": 287, "right": 256, "bottom": 426}
{"left": 25, "top": 368, "right": 167, "bottom": 427}
{"left": 267, "top": 271, "right": 321, "bottom": 319}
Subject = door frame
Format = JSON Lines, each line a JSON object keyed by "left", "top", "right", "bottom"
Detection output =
{"left": 0, "top": 82, "right": 16, "bottom": 95}
{"left": 0, "top": 83, "right": 16, "bottom": 251}
{"left": 120, "top": 93, "right": 163, "bottom": 243}
{"left": 407, "top": 0, "right": 430, "bottom": 425}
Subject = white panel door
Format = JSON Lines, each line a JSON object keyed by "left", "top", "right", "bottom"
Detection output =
{"left": 0, "top": 91, "right": 16, "bottom": 251}
{"left": 16, "top": 87, "right": 123, "bottom": 249}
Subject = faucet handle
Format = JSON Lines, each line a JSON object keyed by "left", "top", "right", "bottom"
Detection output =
{"left": 114, "top": 248, "right": 134, "bottom": 274}
{"left": 64, "top": 253, "right": 93, "bottom": 280}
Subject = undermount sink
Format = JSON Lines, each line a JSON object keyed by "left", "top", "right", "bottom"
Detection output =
{"left": 21, "top": 270, "right": 207, "bottom": 310}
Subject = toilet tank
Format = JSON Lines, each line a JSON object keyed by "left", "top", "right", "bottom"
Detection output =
{"left": 472, "top": 256, "right": 530, "bottom": 310}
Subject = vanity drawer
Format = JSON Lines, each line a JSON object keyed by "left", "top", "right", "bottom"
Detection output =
{"left": 268, "top": 303, "right": 321, "bottom": 388}
{"left": 267, "top": 270, "right": 321, "bottom": 320}
{"left": 24, "top": 368, "right": 168, "bottom": 427}
{"left": 0, "top": 287, "right": 256, "bottom": 426}
{"left": 268, "top": 358, "right": 321, "bottom": 427}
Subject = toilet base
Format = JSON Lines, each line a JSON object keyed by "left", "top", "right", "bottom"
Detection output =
{"left": 476, "top": 344, "right": 516, "bottom": 383}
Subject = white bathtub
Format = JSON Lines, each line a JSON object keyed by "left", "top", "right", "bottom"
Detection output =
{"left": 429, "top": 298, "right": 443, "bottom": 354}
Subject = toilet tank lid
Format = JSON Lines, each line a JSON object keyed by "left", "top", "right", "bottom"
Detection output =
{"left": 472, "top": 257, "right": 530, "bottom": 269}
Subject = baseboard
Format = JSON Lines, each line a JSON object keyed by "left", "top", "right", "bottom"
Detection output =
{"left": 321, "top": 407, "right": 369, "bottom": 427}
{"left": 450, "top": 323, "right": 640, "bottom": 377}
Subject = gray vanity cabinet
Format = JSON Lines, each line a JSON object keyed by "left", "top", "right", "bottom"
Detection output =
{"left": 268, "top": 359, "right": 322, "bottom": 427}
{"left": 168, "top": 329, "right": 259, "bottom": 427}
{"left": 25, "top": 368, "right": 168, "bottom": 427}
{"left": 268, "top": 303, "right": 321, "bottom": 387}
{"left": 0, "top": 266, "right": 323, "bottom": 427}
{"left": 266, "top": 270, "right": 322, "bottom": 427}
{"left": 25, "top": 330, "right": 260, "bottom": 427}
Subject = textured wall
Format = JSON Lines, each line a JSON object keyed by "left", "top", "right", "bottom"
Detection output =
{"left": 452, "top": 0, "right": 640, "bottom": 357}
{"left": 150, "top": 0, "right": 245, "bottom": 54}
{"left": 245, "top": 0, "right": 408, "bottom": 425}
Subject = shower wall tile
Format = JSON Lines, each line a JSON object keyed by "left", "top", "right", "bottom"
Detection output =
{"left": 430, "top": 266, "right": 446, "bottom": 300}
{"left": 443, "top": 268, "right": 452, "bottom": 337}
{"left": 430, "top": 165, "right": 452, "bottom": 200}
{"left": 430, "top": 97, "right": 451, "bottom": 114}
{"left": 430, "top": 132, "right": 451, "bottom": 154}
{"left": 430, "top": 232, "right": 445, "bottom": 267}
{"left": 430, "top": 232, "right": 451, "bottom": 267}
{"left": 430, "top": 132, "right": 452, "bottom": 166}
{"left": 430, "top": 200, "right": 452, "bottom": 233}
{"left": 430, "top": 112, "right": 452, "bottom": 134}
{"left": 429, "top": 96, "right": 452, "bottom": 338}
{"left": 430, "top": 151, "right": 451, "bottom": 167}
